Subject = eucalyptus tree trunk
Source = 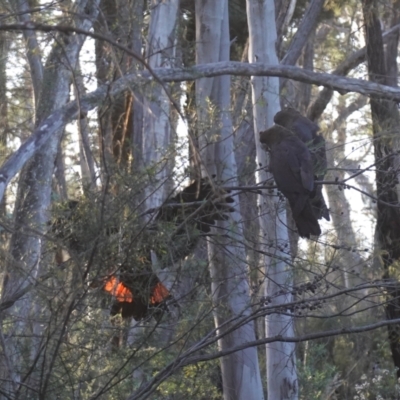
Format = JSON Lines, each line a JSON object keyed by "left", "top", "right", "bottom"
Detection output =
{"left": 246, "top": 0, "right": 298, "bottom": 398}
{"left": 131, "top": 0, "right": 145, "bottom": 176}
{"left": 75, "top": 67, "right": 97, "bottom": 189}
{"left": 325, "top": 98, "right": 368, "bottom": 290}
{"left": 196, "top": 1, "right": 264, "bottom": 399}
{"left": 362, "top": 0, "right": 400, "bottom": 377}
{"left": 0, "top": 26, "right": 8, "bottom": 215}
{"left": 143, "top": 0, "right": 179, "bottom": 210}
{"left": 95, "top": 0, "right": 134, "bottom": 183}
{"left": 134, "top": 1, "right": 180, "bottom": 315}
{"left": 0, "top": 1, "right": 99, "bottom": 397}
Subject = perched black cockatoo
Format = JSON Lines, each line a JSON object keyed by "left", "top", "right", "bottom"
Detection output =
{"left": 274, "top": 108, "right": 330, "bottom": 221}
{"left": 54, "top": 179, "right": 234, "bottom": 320}
{"left": 260, "top": 125, "right": 321, "bottom": 238}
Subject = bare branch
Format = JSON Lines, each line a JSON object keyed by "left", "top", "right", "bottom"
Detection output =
{"left": 130, "top": 295, "right": 400, "bottom": 399}
{"left": 309, "top": 22, "right": 400, "bottom": 120}
{"left": 2, "top": 57, "right": 400, "bottom": 203}
{"left": 281, "top": 0, "right": 326, "bottom": 66}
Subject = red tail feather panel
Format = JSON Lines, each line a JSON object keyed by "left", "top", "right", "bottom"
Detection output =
{"left": 103, "top": 276, "right": 133, "bottom": 303}
{"left": 101, "top": 275, "right": 170, "bottom": 320}
{"left": 150, "top": 282, "right": 170, "bottom": 305}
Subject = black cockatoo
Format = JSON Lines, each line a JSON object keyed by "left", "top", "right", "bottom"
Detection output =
{"left": 260, "top": 125, "right": 321, "bottom": 238}
{"left": 101, "top": 179, "right": 234, "bottom": 320}
{"left": 274, "top": 108, "right": 330, "bottom": 221}
{"left": 54, "top": 179, "right": 234, "bottom": 320}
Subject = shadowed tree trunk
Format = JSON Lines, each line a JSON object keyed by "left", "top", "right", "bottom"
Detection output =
{"left": 0, "top": 25, "right": 8, "bottom": 216}
{"left": 95, "top": 0, "right": 133, "bottom": 184}
{"left": 362, "top": 0, "right": 400, "bottom": 378}
{"left": 131, "top": 0, "right": 145, "bottom": 177}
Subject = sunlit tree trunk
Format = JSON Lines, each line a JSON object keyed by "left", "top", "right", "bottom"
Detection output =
{"left": 75, "top": 67, "right": 97, "bottom": 189}
{"left": 246, "top": 0, "right": 298, "bottom": 398}
{"left": 143, "top": 0, "right": 179, "bottom": 210}
{"left": 196, "top": 1, "right": 264, "bottom": 398}
{"left": 325, "top": 98, "right": 368, "bottom": 290}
